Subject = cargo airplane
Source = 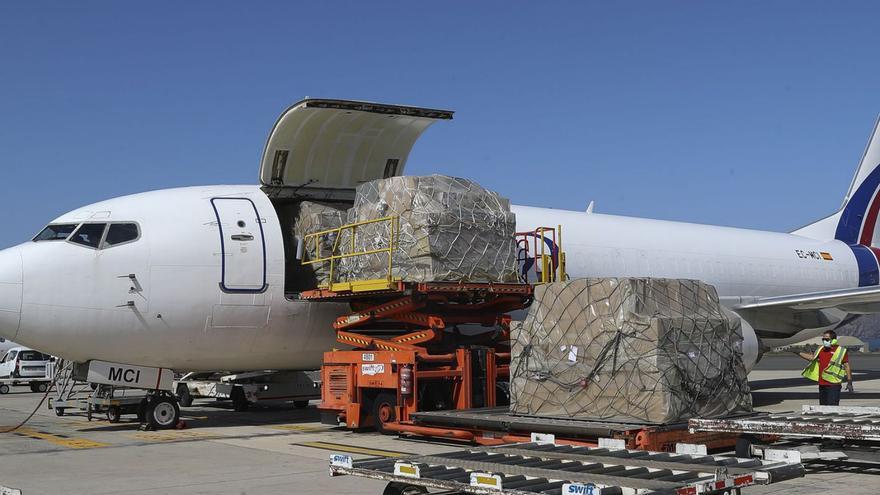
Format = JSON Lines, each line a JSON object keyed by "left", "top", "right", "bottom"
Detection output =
{"left": 1, "top": 99, "right": 879, "bottom": 380}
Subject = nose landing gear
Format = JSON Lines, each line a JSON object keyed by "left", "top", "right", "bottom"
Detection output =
{"left": 138, "top": 392, "right": 181, "bottom": 430}
{"left": 145, "top": 394, "right": 181, "bottom": 429}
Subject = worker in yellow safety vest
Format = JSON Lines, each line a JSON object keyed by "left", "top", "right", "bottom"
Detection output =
{"left": 797, "top": 330, "right": 853, "bottom": 405}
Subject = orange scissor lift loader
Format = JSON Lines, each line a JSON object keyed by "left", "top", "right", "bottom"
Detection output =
{"left": 298, "top": 216, "right": 565, "bottom": 434}
{"left": 300, "top": 219, "right": 747, "bottom": 451}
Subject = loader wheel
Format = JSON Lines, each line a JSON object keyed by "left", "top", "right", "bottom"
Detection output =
{"left": 372, "top": 392, "right": 397, "bottom": 435}
{"left": 176, "top": 383, "right": 193, "bottom": 407}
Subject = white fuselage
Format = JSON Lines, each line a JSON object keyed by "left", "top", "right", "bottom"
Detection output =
{"left": 513, "top": 205, "right": 855, "bottom": 299}
{"left": 0, "top": 185, "right": 859, "bottom": 371}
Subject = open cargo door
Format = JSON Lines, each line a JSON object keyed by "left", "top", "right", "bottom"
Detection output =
{"left": 260, "top": 99, "right": 453, "bottom": 201}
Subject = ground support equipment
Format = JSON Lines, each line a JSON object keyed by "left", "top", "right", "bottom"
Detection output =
{"left": 0, "top": 358, "right": 55, "bottom": 395}
{"left": 385, "top": 408, "right": 747, "bottom": 453}
{"left": 0, "top": 376, "right": 50, "bottom": 395}
{"left": 174, "top": 370, "right": 320, "bottom": 411}
{"left": 689, "top": 405, "right": 880, "bottom": 462}
{"left": 304, "top": 281, "right": 533, "bottom": 433}
{"left": 48, "top": 359, "right": 180, "bottom": 429}
{"left": 329, "top": 440, "right": 804, "bottom": 495}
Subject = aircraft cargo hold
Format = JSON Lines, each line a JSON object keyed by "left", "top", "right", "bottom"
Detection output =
{"left": 294, "top": 201, "right": 347, "bottom": 287}
{"left": 509, "top": 278, "right": 753, "bottom": 424}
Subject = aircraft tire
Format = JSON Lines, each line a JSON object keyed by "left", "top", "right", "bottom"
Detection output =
{"left": 146, "top": 396, "right": 180, "bottom": 429}
{"left": 231, "top": 387, "right": 249, "bottom": 412}
{"left": 372, "top": 391, "right": 397, "bottom": 435}
{"left": 176, "top": 383, "right": 193, "bottom": 407}
{"left": 107, "top": 406, "right": 121, "bottom": 423}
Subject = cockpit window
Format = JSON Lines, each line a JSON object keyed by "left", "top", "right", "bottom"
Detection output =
{"left": 34, "top": 224, "right": 78, "bottom": 241}
{"left": 104, "top": 223, "right": 140, "bottom": 247}
{"left": 69, "top": 223, "right": 107, "bottom": 249}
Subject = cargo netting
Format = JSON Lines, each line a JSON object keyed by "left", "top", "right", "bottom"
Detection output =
{"left": 510, "top": 278, "right": 752, "bottom": 424}
{"left": 341, "top": 175, "right": 518, "bottom": 283}
{"left": 294, "top": 201, "right": 347, "bottom": 287}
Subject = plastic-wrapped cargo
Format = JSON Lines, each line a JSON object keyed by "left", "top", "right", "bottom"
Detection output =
{"left": 343, "top": 175, "right": 518, "bottom": 283}
{"left": 509, "top": 278, "right": 752, "bottom": 424}
{"left": 294, "top": 201, "right": 347, "bottom": 287}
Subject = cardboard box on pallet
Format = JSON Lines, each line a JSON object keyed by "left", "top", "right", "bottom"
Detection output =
{"left": 343, "top": 175, "right": 519, "bottom": 283}
{"left": 509, "top": 278, "right": 753, "bottom": 424}
{"left": 294, "top": 201, "right": 347, "bottom": 287}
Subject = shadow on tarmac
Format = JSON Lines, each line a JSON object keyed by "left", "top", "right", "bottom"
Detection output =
{"left": 71, "top": 399, "right": 330, "bottom": 433}
{"left": 749, "top": 370, "right": 880, "bottom": 390}
{"left": 748, "top": 370, "right": 880, "bottom": 406}
{"left": 806, "top": 458, "right": 880, "bottom": 476}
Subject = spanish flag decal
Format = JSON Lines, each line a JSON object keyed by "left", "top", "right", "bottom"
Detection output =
{"left": 820, "top": 252, "right": 833, "bottom": 261}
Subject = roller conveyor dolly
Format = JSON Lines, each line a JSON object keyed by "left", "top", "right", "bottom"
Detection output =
{"left": 405, "top": 408, "right": 749, "bottom": 452}
{"left": 689, "top": 405, "right": 880, "bottom": 442}
{"left": 328, "top": 441, "right": 804, "bottom": 495}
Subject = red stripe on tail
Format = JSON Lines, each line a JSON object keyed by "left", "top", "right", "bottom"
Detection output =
{"left": 859, "top": 187, "right": 880, "bottom": 245}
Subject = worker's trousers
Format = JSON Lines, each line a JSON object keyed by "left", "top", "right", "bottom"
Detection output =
{"left": 818, "top": 384, "right": 841, "bottom": 405}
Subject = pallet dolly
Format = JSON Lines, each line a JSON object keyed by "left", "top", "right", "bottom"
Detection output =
{"left": 329, "top": 438, "right": 804, "bottom": 495}
{"left": 690, "top": 405, "right": 880, "bottom": 462}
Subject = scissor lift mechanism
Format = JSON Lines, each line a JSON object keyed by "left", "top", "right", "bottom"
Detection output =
{"left": 303, "top": 281, "right": 533, "bottom": 431}
{"left": 329, "top": 441, "right": 804, "bottom": 495}
{"left": 299, "top": 219, "right": 560, "bottom": 432}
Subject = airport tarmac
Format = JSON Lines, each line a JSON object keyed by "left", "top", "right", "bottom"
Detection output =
{"left": 1, "top": 355, "right": 879, "bottom": 495}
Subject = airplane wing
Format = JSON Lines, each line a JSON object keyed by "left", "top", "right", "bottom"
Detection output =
{"left": 730, "top": 285, "right": 880, "bottom": 337}
{"left": 734, "top": 285, "right": 880, "bottom": 313}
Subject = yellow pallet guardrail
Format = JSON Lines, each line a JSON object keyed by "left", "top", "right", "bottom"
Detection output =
{"left": 519, "top": 225, "right": 567, "bottom": 284}
{"left": 301, "top": 216, "right": 400, "bottom": 293}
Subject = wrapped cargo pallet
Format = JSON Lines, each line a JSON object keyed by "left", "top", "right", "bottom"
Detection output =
{"left": 509, "top": 278, "right": 752, "bottom": 424}
{"left": 343, "top": 175, "right": 518, "bottom": 283}
{"left": 294, "top": 201, "right": 347, "bottom": 287}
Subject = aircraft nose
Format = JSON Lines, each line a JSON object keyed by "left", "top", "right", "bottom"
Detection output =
{"left": 0, "top": 246, "right": 23, "bottom": 341}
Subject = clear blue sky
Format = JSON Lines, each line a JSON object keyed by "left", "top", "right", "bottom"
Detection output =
{"left": 2, "top": 2, "right": 879, "bottom": 249}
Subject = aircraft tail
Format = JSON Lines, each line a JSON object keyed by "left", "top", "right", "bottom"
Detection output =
{"left": 794, "top": 116, "right": 880, "bottom": 247}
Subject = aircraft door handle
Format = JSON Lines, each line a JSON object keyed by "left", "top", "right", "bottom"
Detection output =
{"left": 231, "top": 234, "right": 254, "bottom": 241}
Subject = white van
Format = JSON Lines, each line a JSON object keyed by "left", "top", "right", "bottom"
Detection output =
{"left": 0, "top": 347, "right": 51, "bottom": 393}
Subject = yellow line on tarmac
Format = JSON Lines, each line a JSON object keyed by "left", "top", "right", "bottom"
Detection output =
{"left": 8, "top": 427, "right": 108, "bottom": 449}
{"left": 269, "top": 424, "right": 328, "bottom": 432}
{"left": 132, "top": 431, "right": 217, "bottom": 442}
{"left": 296, "top": 441, "right": 410, "bottom": 458}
